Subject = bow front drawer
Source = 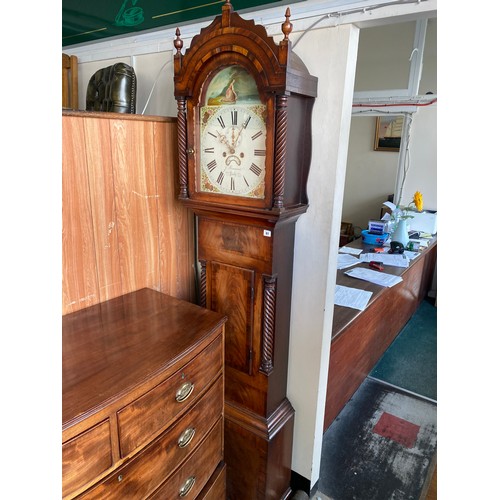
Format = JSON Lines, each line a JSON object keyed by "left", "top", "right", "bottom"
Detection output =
{"left": 148, "top": 418, "right": 223, "bottom": 499}
{"left": 62, "top": 420, "right": 112, "bottom": 497}
{"left": 78, "top": 376, "right": 223, "bottom": 499}
{"left": 117, "top": 335, "right": 222, "bottom": 456}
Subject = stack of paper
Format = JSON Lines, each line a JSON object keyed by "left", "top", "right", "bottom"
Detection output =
{"left": 344, "top": 267, "right": 403, "bottom": 287}
{"left": 358, "top": 253, "right": 409, "bottom": 268}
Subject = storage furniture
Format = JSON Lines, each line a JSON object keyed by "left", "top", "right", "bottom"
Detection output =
{"left": 62, "top": 288, "right": 227, "bottom": 499}
{"left": 63, "top": 53, "right": 78, "bottom": 109}
{"left": 62, "top": 110, "right": 195, "bottom": 315}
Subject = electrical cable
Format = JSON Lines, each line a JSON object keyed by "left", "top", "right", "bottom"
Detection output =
{"left": 293, "top": 14, "right": 330, "bottom": 47}
{"left": 141, "top": 59, "right": 172, "bottom": 115}
{"left": 396, "top": 113, "right": 413, "bottom": 205}
{"left": 293, "top": 0, "right": 431, "bottom": 48}
{"left": 353, "top": 98, "right": 437, "bottom": 108}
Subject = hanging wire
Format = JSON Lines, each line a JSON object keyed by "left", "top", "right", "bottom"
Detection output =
{"left": 396, "top": 113, "right": 414, "bottom": 206}
{"left": 293, "top": 0, "right": 431, "bottom": 48}
{"left": 141, "top": 59, "right": 172, "bottom": 115}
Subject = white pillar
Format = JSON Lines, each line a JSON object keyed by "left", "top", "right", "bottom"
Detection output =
{"left": 288, "top": 23, "right": 359, "bottom": 487}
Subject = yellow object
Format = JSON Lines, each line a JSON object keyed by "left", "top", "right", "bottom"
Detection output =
{"left": 413, "top": 191, "right": 424, "bottom": 212}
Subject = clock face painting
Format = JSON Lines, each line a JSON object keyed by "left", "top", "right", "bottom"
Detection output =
{"left": 199, "top": 66, "right": 267, "bottom": 199}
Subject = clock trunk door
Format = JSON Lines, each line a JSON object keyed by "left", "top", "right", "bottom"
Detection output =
{"left": 209, "top": 261, "right": 255, "bottom": 375}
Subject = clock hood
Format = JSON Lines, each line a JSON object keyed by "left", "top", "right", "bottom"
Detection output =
{"left": 173, "top": 0, "right": 317, "bottom": 99}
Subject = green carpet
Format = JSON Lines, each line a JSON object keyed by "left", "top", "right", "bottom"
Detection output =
{"left": 369, "top": 299, "right": 437, "bottom": 401}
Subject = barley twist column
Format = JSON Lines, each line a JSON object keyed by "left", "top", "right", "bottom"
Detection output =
{"left": 198, "top": 260, "right": 207, "bottom": 308}
{"left": 273, "top": 95, "right": 288, "bottom": 210}
{"left": 177, "top": 97, "right": 188, "bottom": 199}
{"left": 260, "top": 274, "right": 277, "bottom": 375}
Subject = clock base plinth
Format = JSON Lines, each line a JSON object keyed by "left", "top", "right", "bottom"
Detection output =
{"left": 224, "top": 399, "right": 294, "bottom": 500}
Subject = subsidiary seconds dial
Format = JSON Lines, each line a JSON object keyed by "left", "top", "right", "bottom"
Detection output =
{"left": 199, "top": 104, "right": 267, "bottom": 198}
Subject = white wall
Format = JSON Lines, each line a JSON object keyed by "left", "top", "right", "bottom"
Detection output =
{"left": 342, "top": 17, "right": 437, "bottom": 232}
{"left": 342, "top": 104, "right": 437, "bottom": 231}
{"left": 287, "top": 24, "right": 359, "bottom": 484}
{"left": 342, "top": 116, "right": 399, "bottom": 230}
{"left": 354, "top": 21, "right": 416, "bottom": 92}
{"left": 401, "top": 104, "right": 437, "bottom": 211}
{"left": 77, "top": 52, "right": 178, "bottom": 117}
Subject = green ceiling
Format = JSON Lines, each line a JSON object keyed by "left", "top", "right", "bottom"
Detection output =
{"left": 62, "top": 0, "right": 303, "bottom": 47}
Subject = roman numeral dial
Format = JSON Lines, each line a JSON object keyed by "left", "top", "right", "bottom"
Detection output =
{"left": 199, "top": 104, "right": 267, "bottom": 198}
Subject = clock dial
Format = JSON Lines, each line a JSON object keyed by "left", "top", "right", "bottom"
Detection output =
{"left": 200, "top": 104, "right": 267, "bottom": 198}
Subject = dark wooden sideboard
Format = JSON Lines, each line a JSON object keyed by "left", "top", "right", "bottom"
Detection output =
{"left": 324, "top": 238, "right": 437, "bottom": 430}
{"left": 62, "top": 288, "right": 227, "bottom": 499}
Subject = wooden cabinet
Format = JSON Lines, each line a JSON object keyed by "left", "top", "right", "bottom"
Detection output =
{"left": 62, "top": 110, "right": 195, "bottom": 315}
{"left": 62, "top": 288, "right": 226, "bottom": 499}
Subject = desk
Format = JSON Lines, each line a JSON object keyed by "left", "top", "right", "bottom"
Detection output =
{"left": 323, "top": 237, "right": 437, "bottom": 431}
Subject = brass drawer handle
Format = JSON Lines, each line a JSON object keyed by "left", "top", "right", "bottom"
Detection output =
{"left": 179, "top": 476, "right": 196, "bottom": 497}
{"left": 175, "top": 381, "right": 194, "bottom": 402}
{"left": 177, "top": 427, "right": 196, "bottom": 448}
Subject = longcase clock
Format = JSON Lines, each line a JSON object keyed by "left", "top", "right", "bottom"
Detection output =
{"left": 173, "top": 2, "right": 317, "bottom": 498}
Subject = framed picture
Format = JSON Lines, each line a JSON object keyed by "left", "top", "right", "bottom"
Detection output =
{"left": 374, "top": 115, "right": 404, "bottom": 152}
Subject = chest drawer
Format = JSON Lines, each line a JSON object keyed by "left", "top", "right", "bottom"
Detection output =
{"left": 147, "top": 418, "right": 223, "bottom": 499}
{"left": 197, "top": 462, "right": 226, "bottom": 500}
{"left": 78, "top": 377, "right": 223, "bottom": 499}
{"left": 62, "top": 420, "right": 112, "bottom": 498}
{"left": 118, "top": 335, "right": 223, "bottom": 457}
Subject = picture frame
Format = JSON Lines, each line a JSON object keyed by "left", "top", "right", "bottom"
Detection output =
{"left": 374, "top": 115, "right": 404, "bottom": 152}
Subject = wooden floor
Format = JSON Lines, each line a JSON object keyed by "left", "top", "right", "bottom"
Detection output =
{"left": 425, "top": 465, "right": 437, "bottom": 499}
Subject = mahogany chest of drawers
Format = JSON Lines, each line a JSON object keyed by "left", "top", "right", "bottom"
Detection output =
{"left": 62, "top": 288, "right": 227, "bottom": 499}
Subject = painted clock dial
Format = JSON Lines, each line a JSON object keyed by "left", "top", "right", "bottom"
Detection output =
{"left": 198, "top": 65, "right": 267, "bottom": 198}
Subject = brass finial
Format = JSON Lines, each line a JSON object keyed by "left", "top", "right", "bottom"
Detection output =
{"left": 222, "top": 0, "right": 233, "bottom": 26}
{"left": 281, "top": 7, "right": 292, "bottom": 40}
{"left": 174, "top": 27, "right": 183, "bottom": 54}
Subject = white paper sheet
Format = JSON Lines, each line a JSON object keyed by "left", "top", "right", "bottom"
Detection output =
{"left": 339, "top": 246, "right": 363, "bottom": 256}
{"left": 334, "top": 285, "right": 373, "bottom": 310}
{"left": 344, "top": 267, "right": 403, "bottom": 287}
{"left": 383, "top": 201, "right": 397, "bottom": 212}
{"left": 358, "top": 252, "right": 409, "bottom": 268}
{"left": 404, "top": 250, "right": 420, "bottom": 261}
{"left": 337, "top": 253, "right": 360, "bottom": 269}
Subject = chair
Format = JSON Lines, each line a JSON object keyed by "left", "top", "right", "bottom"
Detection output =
{"left": 62, "top": 53, "right": 79, "bottom": 109}
{"left": 380, "top": 194, "right": 394, "bottom": 219}
{"left": 339, "top": 221, "right": 354, "bottom": 246}
{"left": 86, "top": 62, "right": 137, "bottom": 114}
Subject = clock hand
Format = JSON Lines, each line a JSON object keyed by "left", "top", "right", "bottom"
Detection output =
{"left": 231, "top": 124, "right": 245, "bottom": 149}
{"left": 216, "top": 130, "right": 235, "bottom": 154}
